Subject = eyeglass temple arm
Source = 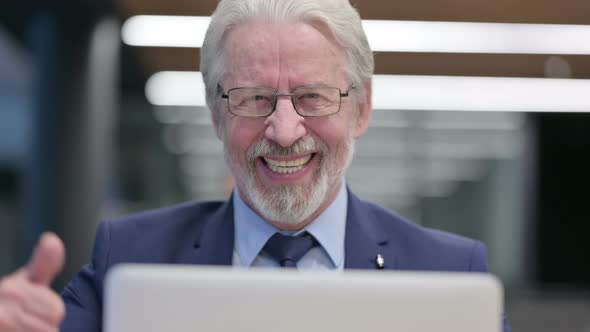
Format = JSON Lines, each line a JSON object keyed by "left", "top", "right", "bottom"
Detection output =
{"left": 341, "top": 83, "right": 357, "bottom": 97}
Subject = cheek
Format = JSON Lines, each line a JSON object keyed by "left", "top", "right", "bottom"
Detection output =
{"left": 223, "top": 118, "right": 265, "bottom": 161}
{"left": 307, "top": 116, "right": 354, "bottom": 149}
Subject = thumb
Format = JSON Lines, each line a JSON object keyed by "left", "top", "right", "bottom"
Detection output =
{"left": 27, "top": 232, "right": 65, "bottom": 285}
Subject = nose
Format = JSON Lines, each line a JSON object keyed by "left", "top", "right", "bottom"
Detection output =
{"left": 263, "top": 97, "right": 307, "bottom": 148}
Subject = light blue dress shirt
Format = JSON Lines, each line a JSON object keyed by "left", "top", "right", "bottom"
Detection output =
{"left": 232, "top": 181, "right": 347, "bottom": 270}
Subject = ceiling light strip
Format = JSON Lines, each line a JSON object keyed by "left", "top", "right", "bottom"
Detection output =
{"left": 122, "top": 15, "right": 590, "bottom": 54}
{"left": 145, "top": 71, "right": 590, "bottom": 112}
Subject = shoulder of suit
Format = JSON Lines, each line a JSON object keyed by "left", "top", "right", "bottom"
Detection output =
{"left": 358, "top": 198, "right": 486, "bottom": 271}
{"left": 90, "top": 200, "right": 229, "bottom": 265}
{"left": 359, "top": 198, "right": 481, "bottom": 250}
{"left": 102, "top": 200, "right": 227, "bottom": 233}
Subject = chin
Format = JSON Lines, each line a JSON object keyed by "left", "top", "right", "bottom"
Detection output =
{"left": 246, "top": 171, "right": 329, "bottom": 226}
{"left": 227, "top": 133, "right": 355, "bottom": 226}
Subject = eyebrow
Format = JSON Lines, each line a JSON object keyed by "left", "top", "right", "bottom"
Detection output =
{"left": 224, "top": 75, "right": 336, "bottom": 90}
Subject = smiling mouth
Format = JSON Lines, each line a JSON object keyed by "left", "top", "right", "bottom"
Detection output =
{"left": 262, "top": 154, "right": 314, "bottom": 174}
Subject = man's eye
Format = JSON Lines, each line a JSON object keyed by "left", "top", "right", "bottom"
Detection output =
{"left": 299, "top": 92, "right": 329, "bottom": 106}
{"left": 301, "top": 93, "right": 321, "bottom": 99}
{"left": 244, "top": 94, "right": 271, "bottom": 102}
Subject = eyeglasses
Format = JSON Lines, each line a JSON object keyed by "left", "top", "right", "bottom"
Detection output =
{"left": 221, "top": 85, "right": 355, "bottom": 118}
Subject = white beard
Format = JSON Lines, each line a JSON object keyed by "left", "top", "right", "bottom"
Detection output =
{"left": 224, "top": 133, "right": 355, "bottom": 227}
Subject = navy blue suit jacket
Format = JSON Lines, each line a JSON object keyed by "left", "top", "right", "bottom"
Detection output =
{"left": 60, "top": 191, "right": 510, "bottom": 332}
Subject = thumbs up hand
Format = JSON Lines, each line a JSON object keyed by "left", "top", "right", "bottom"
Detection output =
{"left": 0, "top": 233, "right": 66, "bottom": 332}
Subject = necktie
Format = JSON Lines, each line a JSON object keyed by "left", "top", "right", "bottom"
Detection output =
{"left": 263, "top": 232, "right": 318, "bottom": 268}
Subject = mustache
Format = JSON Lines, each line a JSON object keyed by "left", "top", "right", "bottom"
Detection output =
{"left": 246, "top": 135, "right": 328, "bottom": 162}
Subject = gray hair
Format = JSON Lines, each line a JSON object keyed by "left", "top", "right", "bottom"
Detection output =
{"left": 200, "top": 0, "right": 374, "bottom": 118}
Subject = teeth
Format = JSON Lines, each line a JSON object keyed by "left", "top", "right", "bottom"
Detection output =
{"left": 264, "top": 155, "right": 312, "bottom": 167}
{"left": 263, "top": 155, "right": 312, "bottom": 174}
{"left": 267, "top": 164, "right": 305, "bottom": 174}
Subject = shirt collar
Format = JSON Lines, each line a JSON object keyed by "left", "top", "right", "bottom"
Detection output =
{"left": 233, "top": 181, "right": 348, "bottom": 268}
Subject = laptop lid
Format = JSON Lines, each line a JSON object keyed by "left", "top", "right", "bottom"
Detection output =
{"left": 104, "top": 264, "right": 503, "bottom": 332}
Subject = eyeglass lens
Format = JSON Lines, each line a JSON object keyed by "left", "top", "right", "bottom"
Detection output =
{"left": 227, "top": 87, "right": 342, "bottom": 117}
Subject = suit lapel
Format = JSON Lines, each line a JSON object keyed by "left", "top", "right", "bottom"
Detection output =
{"left": 344, "top": 191, "right": 397, "bottom": 270}
{"left": 179, "top": 191, "right": 398, "bottom": 270}
{"left": 185, "top": 197, "right": 235, "bottom": 266}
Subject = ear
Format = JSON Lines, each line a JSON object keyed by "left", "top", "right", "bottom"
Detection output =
{"left": 353, "top": 81, "right": 372, "bottom": 139}
{"left": 211, "top": 108, "right": 223, "bottom": 140}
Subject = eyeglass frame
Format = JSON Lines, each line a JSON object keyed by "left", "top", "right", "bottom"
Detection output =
{"left": 220, "top": 84, "right": 356, "bottom": 118}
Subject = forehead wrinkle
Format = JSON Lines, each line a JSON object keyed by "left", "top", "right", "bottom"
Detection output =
{"left": 276, "top": 23, "right": 284, "bottom": 90}
{"left": 279, "top": 21, "right": 347, "bottom": 88}
{"left": 223, "top": 20, "right": 280, "bottom": 87}
{"left": 276, "top": 22, "right": 289, "bottom": 90}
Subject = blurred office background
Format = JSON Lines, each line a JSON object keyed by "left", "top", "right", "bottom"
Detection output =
{"left": 1, "top": 1, "right": 589, "bottom": 331}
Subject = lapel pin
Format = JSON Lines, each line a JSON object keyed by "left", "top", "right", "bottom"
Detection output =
{"left": 375, "top": 254, "right": 385, "bottom": 269}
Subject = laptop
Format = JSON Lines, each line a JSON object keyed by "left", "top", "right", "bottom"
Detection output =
{"left": 104, "top": 264, "right": 503, "bottom": 332}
